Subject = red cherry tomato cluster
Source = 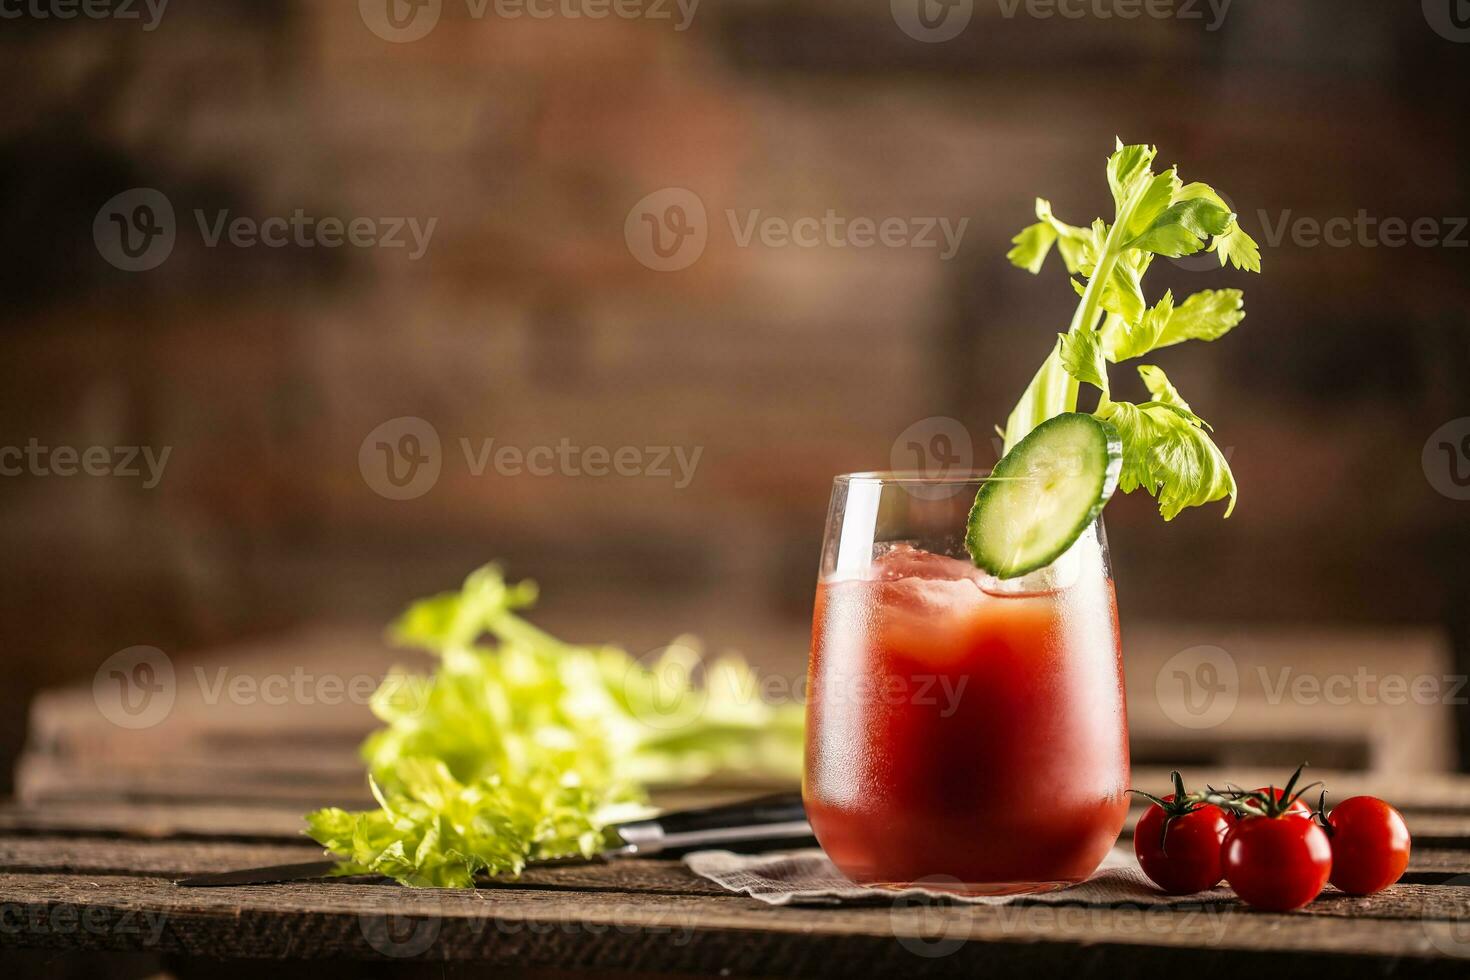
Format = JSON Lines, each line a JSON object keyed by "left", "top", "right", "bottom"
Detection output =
{"left": 1131, "top": 766, "right": 1410, "bottom": 911}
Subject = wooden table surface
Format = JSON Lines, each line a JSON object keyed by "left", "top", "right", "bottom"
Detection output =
{"left": 5, "top": 628, "right": 1470, "bottom": 977}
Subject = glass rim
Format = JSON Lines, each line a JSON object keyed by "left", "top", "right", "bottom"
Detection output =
{"left": 834, "top": 470, "right": 996, "bottom": 486}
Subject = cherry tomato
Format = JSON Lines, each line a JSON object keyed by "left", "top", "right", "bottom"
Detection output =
{"left": 1325, "top": 796, "right": 1411, "bottom": 896}
{"left": 1222, "top": 815, "right": 1332, "bottom": 911}
{"left": 1135, "top": 795, "right": 1230, "bottom": 895}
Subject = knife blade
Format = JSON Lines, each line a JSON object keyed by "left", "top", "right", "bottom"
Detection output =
{"left": 176, "top": 791, "right": 811, "bottom": 887}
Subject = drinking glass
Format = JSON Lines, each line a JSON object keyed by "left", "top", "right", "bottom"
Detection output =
{"left": 803, "top": 472, "right": 1130, "bottom": 894}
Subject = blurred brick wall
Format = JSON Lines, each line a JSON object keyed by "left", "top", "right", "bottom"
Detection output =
{"left": 1, "top": 1, "right": 1468, "bottom": 782}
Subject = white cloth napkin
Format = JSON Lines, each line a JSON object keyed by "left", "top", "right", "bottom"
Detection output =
{"left": 684, "top": 846, "right": 1234, "bottom": 907}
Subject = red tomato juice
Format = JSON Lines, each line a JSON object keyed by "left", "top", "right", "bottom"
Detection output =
{"left": 802, "top": 544, "right": 1130, "bottom": 893}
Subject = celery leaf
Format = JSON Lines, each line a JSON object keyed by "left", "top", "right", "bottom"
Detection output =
{"left": 1096, "top": 367, "right": 1236, "bottom": 520}
{"left": 1158, "top": 289, "right": 1246, "bottom": 349}
{"left": 1007, "top": 221, "right": 1058, "bottom": 274}
{"left": 1059, "top": 327, "right": 1109, "bottom": 392}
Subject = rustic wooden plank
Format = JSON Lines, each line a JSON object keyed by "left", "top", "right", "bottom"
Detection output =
{"left": 8, "top": 796, "right": 1468, "bottom": 854}
{"left": 0, "top": 801, "right": 310, "bottom": 842}
{"left": 0, "top": 838, "right": 330, "bottom": 879}
{"left": 0, "top": 873, "right": 1467, "bottom": 973}
{"left": 0, "top": 787, "right": 783, "bottom": 843}
{"left": 17, "top": 745, "right": 366, "bottom": 780}
{"left": 0, "top": 830, "right": 1466, "bottom": 966}
{"left": 3, "top": 834, "right": 1468, "bottom": 902}
{"left": 1409, "top": 849, "right": 1470, "bottom": 875}
{"left": 0, "top": 837, "right": 729, "bottom": 896}
{"left": 14, "top": 765, "right": 372, "bottom": 808}
{"left": 1289, "top": 883, "right": 1470, "bottom": 921}
{"left": 2, "top": 797, "right": 1468, "bottom": 876}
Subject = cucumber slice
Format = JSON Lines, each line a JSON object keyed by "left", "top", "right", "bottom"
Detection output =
{"left": 966, "top": 413, "right": 1122, "bottom": 579}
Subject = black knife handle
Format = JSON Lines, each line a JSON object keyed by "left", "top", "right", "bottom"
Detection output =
{"left": 614, "top": 791, "right": 812, "bottom": 856}
{"left": 658, "top": 791, "right": 807, "bottom": 832}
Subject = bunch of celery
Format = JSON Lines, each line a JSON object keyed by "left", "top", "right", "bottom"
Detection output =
{"left": 1003, "top": 139, "right": 1262, "bottom": 519}
{"left": 306, "top": 566, "right": 803, "bottom": 887}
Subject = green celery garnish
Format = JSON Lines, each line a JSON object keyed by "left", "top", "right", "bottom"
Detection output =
{"left": 304, "top": 565, "right": 803, "bottom": 887}
{"left": 1003, "top": 138, "right": 1261, "bottom": 519}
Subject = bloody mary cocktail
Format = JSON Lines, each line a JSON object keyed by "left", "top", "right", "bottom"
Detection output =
{"left": 803, "top": 476, "right": 1129, "bottom": 894}
{"left": 803, "top": 140, "right": 1264, "bottom": 894}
